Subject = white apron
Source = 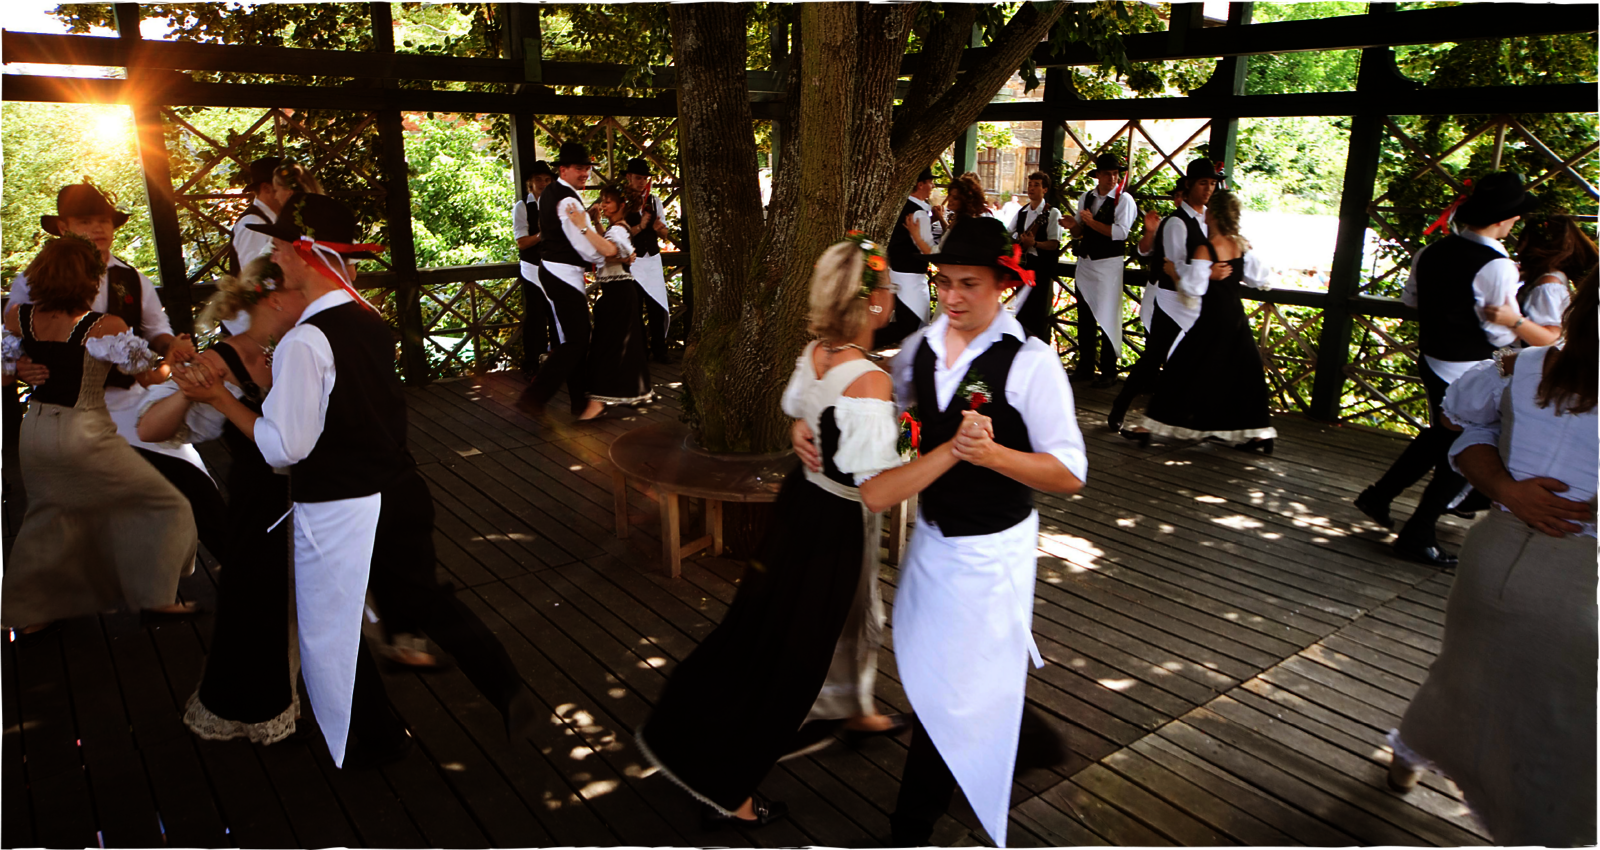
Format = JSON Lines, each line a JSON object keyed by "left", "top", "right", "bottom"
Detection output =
{"left": 632, "top": 251, "right": 672, "bottom": 331}
{"left": 891, "top": 271, "right": 931, "bottom": 325}
{"left": 1138, "top": 281, "right": 1159, "bottom": 332}
{"left": 540, "top": 260, "right": 589, "bottom": 345}
{"left": 292, "top": 493, "right": 382, "bottom": 768}
{"left": 896, "top": 509, "right": 1044, "bottom": 848}
{"left": 1073, "top": 255, "right": 1125, "bottom": 359}
{"left": 523, "top": 263, "right": 565, "bottom": 347}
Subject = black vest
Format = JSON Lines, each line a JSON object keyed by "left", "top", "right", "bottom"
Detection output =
{"left": 288, "top": 302, "right": 413, "bottom": 503}
{"left": 227, "top": 203, "right": 272, "bottom": 275}
{"left": 518, "top": 196, "right": 543, "bottom": 267}
{"left": 1078, "top": 191, "right": 1126, "bottom": 261}
{"left": 889, "top": 199, "right": 930, "bottom": 274}
{"left": 1152, "top": 206, "right": 1207, "bottom": 291}
{"left": 102, "top": 262, "right": 145, "bottom": 390}
{"left": 1414, "top": 234, "right": 1502, "bottom": 362}
{"left": 538, "top": 181, "right": 585, "bottom": 268}
{"left": 628, "top": 194, "right": 662, "bottom": 257}
{"left": 914, "top": 335, "right": 1034, "bottom": 537}
{"left": 1013, "top": 202, "right": 1061, "bottom": 273}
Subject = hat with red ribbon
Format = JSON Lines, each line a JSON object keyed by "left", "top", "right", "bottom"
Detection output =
{"left": 923, "top": 216, "right": 1035, "bottom": 289}
{"left": 245, "top": 192, "right": 386, "bottom": 311}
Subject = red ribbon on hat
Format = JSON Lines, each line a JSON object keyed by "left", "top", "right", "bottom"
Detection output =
{"left": 997, "top": 244, "right": 1036, "bottom": 288}
{"left": 294, "top": 236, "right": 386, "bottom": 312}
{"left": 1423, "top": 178, "right": 1473, "bottom": 237}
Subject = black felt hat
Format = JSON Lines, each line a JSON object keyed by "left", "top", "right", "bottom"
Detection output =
{"left": 245, "top": 193, "right": 382, "bottom": 260}
{"left": 624, "top": 157, "right": 651, "bottom": 177}
{"left": 1092, "top": 153, "right": 1126, "bottom": 174}
{"left": 925, "top": 217, "right": 1023, "bottom": 282}
{"left": 1184, "top": 159, "right": 1226, "bottom": 183}
{"left": 554, "top": 142, "right": 595, "bottom": 167}
{"left": 41, "top": 181, "right": 130, "bottom": 235}
{"left": 247, "top": 157, "right": 283, "bottom": 190}
{"left": 917, "top": 167, "right": 935, "bottom": 183}
{"left": 524, "top": 160, "right": 554, "bottom": 182}
{"left": 1455, "top": 172, "right": 1539, "bottom": 227}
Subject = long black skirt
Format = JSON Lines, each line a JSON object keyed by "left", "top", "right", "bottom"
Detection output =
{"left": 637, "top": 474, "right": 866, "bottom": 813}
{"left": 1142, "top": 272, "right": 1275, "bottom": 441}
{"left": 585, "top": 276, "right": 652, "bottom": 404}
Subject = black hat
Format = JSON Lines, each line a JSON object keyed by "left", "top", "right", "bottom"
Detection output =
{"left": 1092, "top": 153, "right": 1126, "bottom": 174}
{"left": 1184, "top": 159, "right": 1226, "bottom": 183}
{"left": 1455, "top": 172, "right": 1539, "bottom": 227}
{"left": 245, "top": 193, "right": 382, "bottom": 260}
{"left": 524, "top": 160, "right": 554, "bottom": 182}
{"left": 925, "top": 217, "right": 1026, "bottom": 286}
{"left": 554, "top": 142, "right": 595, "bottom": 167}
{"left": 624, "top": 157, "right": 651, "bottom": 177}
{"left": 917, "top": 167, "right": 935, "bottom": 183}
{"left": 41, "top": 181, "right": 130, "bottom": 235}
{"left": 247, "top": 157, "right": 283, "bottom": 190}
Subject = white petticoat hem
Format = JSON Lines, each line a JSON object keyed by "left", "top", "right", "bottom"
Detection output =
{"left": 183, "top": 688, "right": 299, "bottom": 745}
{"left": 633, "top": 721, "right": 738, "bottom": 817}
{"left": 1138, "top": 418, "right": 1278, "bottom": 443}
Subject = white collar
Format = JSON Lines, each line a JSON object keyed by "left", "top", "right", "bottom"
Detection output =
{"left": 1023, "top": 199, "right": 1047, "bottom": 213}
{"left": 1090, "top": 187, "right": 1117, "bottom": 200}
{"left": 296, "top": 289, "right": 354, "bottom": 326}
{"left": 907, "top": 195, "right": 932, "bottom": 212}
{"left": 1457, "top": 227, "right": 1510, "bottom": 257}
{"left": 253, "top": 204, "right": 280, "bottom": 223}
{"left": 106, "top": 255, "right": 129, "bottom": 271}
{"left": 923, "top": 306, "right": 1026, "bottom": 368}
{"left": 1180, "top": 200, "right": 1205, "bottom": 221}
{"left": 557, "top": 177, "right": 581, "bottom": 193}
{"left": 525, "top": 192, "right": 538, "bottom": 204}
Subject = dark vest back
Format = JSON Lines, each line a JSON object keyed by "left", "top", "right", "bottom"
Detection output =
{"left": 1013, "top": 202, "right": 1061, "bottom": 273}
{"left": 1414, "top": 234, "right": 1501, "bottom": 362}
{"left": 889, "top": 199, "right": 929, "bottom": 274}
{"left": 1078, "top": 191, "right": 1126, "bottom": 261}
{"left": 914, "top": 335, "right": 1034, "bottom": 537}
{"left": 1152, "top": 207, "right": 1207, "bottom": 291}
{"left": 628, "top": 194, "right": 662, "bottom": 257}
{"left": 227, "top": 203, "right": 272, "bottom": 275}
{"left": 288, "top": 302, "right": 413, "bottom": 503}
{"left": 102, "top": 262, "right": 144, "bottom": 390}
{"left": 538, "top": 181, "right": 585, "bottom": 267}
{"left": 518, "top": 197, "right": 543, "bottom": 267}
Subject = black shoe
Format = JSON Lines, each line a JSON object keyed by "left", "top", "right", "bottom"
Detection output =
{"left": 889, "top": 813, "right": 935, "bottom": 848}
{"left": 1393, "top": 540, "right": 1458, "bottom": 568}
{"left": 1119, "top": 428, "right": 1151, "bottom": 447}
{"left": 343, "top": 732, "right": 413, "bottom": 770}
{"left": 781, "top": 719, "right": 843, "bottom": 760}
{"left": 702, "top": 796, "right": 788, "bottom": 830}
{"left": 1234, "top": 438, "right": 1274, "bottom": 455}
{"left": 1108, "top": 396, "right": 1133, "bottom": 432}
{"left": 1354, "top": 488, "right": 1395, "bottom": 529}
{"left": 841, "top": 713, "right": 912, "bottom": 747}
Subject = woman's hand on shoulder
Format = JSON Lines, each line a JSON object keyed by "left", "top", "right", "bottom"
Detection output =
{"left": 842, "top": 369, "right": 892, "bottom": 401}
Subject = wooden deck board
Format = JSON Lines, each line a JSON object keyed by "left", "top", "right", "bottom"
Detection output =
{"left": 2, "top": 367, "right": 1500, "bottom": 846}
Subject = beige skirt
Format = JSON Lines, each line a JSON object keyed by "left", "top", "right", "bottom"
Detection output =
{"left": 2, "top": 401, "right": 198, "bottom": 627}
{"left": 806, "top": 505, "right": 886, "bottom": 721}
{"left": 1396, "top": 508, "right": 1597, "bottom": 845}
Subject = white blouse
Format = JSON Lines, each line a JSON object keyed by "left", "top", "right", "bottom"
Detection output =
{"left": 1444, "top": 346, "right": 1598, "bottom": 538}
{"left": 594, "top": 224, "right": 636, "bottom": 280}
{"left": 782, "top": 341, "right": 902, "bottom": 487}
{"left": 1175, "top": 249, "right": 1273, "bottom": 304}
{"left": 135, "top": 378, "right": 246, "bottom": 448}
{"left": 1521, "top": 271, "right": 1571, "bottom": 330}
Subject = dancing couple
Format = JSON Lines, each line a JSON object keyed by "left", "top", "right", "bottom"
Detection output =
{"left": 637, "top": 217, "right": 1087, "bottom": 848}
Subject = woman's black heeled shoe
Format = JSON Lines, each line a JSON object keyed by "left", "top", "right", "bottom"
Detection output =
{"left": 1235, "top": 438, "right": 1274, "bottom": 455}
{"left": 841, "top": 713, "right": 912, "bottom": 747}
{"left": 1119, "top": 429, "right": 1151, "bottom": 447}
{"left": 702, "top": 796, "right": 788, "bottom": 830}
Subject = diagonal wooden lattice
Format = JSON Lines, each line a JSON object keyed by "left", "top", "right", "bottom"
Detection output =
{"left": 530, "top": 115, "right": 683, "bottom": 210}
{"left": 422, "top": 276, "right": 524, "bottom": 378}
{"left": 1339, "top": 315, "right": 1428, "bottom": 433}
{"left": 1058, "top": 118, "right": 1211, "bottom": 199}
{"left": 1247, "top": 301, "right": 1321, "bottom": 415}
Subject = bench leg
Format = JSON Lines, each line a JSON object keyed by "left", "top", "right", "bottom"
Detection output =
{"left": 708, "top": 499, "right": 724, "bottom": 557}
{"left": 661, "top": 491, "right": 682, "bottom": 578}
{"left": 612, "top": 466, "right": 629, "bottom": 539}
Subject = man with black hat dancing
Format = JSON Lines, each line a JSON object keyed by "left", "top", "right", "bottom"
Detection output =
{"left": 624, "top": 157, "right": 674, "bottom": 363}
{"left": 1064, "top": 154, "right": 1137, "bottom": 386}
{"left": 191, "top": 192, "right": 537, "bottom": 768}
{"left": 513, "top": 160, "right": 557, "bottom": 373}
{"left": 1009, "top": 170, "right": 1064, "bottom": 344}
{"left": 521, "top": 142, "right": 608, "bottom": 417}
{"left": 1108, "top": 159, "right": 1223, "bottom": 433}
{"left": 876, "top": 167, "right": 939, "bottom": 350}
{"left": 229, "top": 156, "right": 284, "bottom": 276}
{"left": 1355, "top": 172, "right": 1537, "bottom": 567}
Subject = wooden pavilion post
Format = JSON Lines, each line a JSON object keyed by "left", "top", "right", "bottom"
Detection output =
{"left": 504, "top": 3, "right": 543, "bottom": 193}
{"left": 114, "top": 3, "right": 193, "bottom": 334}
{"left": 1310, "top": 3, "right": 1412, "bottom": 421}
{"left": 1193, "top": 3, "right": 1253, "bottom": 181}
{"left": 370, "top": 3, "right": 428, "bottom": 383}
{"left": 1039, "top": 66, "right": 1071, "bottom": 202}
{"left": 951, "top": 24, "right": 985, "bottom": 178}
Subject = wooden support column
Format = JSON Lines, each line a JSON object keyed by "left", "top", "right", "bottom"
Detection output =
{"left": 504, "top": 3, "right": 542, "bottom": 192}
{"left": 1194, "top": 3, "right": 1253, "bottom": 180}
{"left": 371, "top": 3, "right": 427, "bottom": 383}
{"left": 1040, "top": 66, "right": 1071, "bottom": 202}
{"left": 951, "top": 23, "right": 985, "bottom": 178}
{"left": 116, "top": 4, "right": 192, "bottom": 334}
{"left": 1309, "top": 3, "right": 1411, "bottom": 421}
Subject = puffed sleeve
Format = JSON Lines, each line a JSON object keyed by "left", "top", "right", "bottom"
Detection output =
{"left": 606, "top": 224, "right": 635, "bottom": 260}
{"left": 1176, "top": 257, "right": 1213, "bottom": 303}
{"left": 1241, "top": 251, "right": 1273, "bottom": 290}
{"left": 780, "top": 342, "right": 815, "bottom": 419}
{"left": 831, "top": 397, "right": 903, "bottom": 483}
{"left": 1522, "top": 281, "right": 1570, "bottom": 327}
{"left": 134, "top": 380, "right": 240, "bottom": 446}
{"left": 1443, "top": 359, "right": 1509, "bottom": 471}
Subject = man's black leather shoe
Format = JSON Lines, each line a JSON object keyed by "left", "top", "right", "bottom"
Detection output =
{"left": 1393, "top": 540, "right": 1458, "bottom": 568}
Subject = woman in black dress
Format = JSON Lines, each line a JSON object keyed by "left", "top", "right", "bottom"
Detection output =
{"left": 1136, "top": 189, "right": 1277, "bottom": 452}
{"left": 568, "top": 184, "right": 651, "bottom": 420}
{"left": 137, "top": 258, "right": 308, "bottom": 743}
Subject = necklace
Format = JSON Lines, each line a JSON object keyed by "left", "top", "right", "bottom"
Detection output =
{"left": 824, "top": 342, "right": 883, "bottom": 361}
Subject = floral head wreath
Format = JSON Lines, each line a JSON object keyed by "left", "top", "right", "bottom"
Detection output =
{"left": 60, "top": 231, "right": 108, "bottom": 280}
{"left": 238, "top": 260, "right": 285, "bottom": 306}
{"left": 843, "top": 230, "right": 889, "bottom": 299}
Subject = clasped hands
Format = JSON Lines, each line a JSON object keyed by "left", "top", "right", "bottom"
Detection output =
{"left": 790, "top": 410, "right": 999, "bottom": 473}
{"left": 169, "top": 358, "right": 232, "bottom": 404}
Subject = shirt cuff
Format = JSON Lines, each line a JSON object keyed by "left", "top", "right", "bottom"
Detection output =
{"left": 1046, "top": 447, "right": 1088, "bottom": 485}
{"left": 253, "top": 416, "right": 298, "bottom": 469}
{"left": 1447, "top": 426, "right": 1500, "bottom": 474}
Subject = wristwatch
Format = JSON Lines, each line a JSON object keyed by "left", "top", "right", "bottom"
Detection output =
{"left": 1512, "top": 317, "right": 1526, "bottom": 328}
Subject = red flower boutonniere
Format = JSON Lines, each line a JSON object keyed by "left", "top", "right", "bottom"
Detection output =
{"left": 957, "top": 372, "right": 993, "bottom": 412}
{"left": 123, "top": 294, "right": 134, "bottom": 305}
{"left": 897, "top": 407, "right": 921, "bottom": 458}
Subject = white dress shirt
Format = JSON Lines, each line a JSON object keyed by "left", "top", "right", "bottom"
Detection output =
{"left": 1400, "top": 227, "right": 1520, "bottom": 383}
{"left": 254, "top": 289, "right": 350, "bottom": 469}
{"left": 1077, "top": 189, "right": 1136, "bottom": 243}
{"left": 1015, "top": 201, "right": 1063, "bottom": 254}
{"left": 1175, "top": 249, "right": 1273, "bottom": 300}
{"left": 555, "top": 179, "right": 606, "bottom": 266}
{"left": 8, "top": 257, "right": 173, "bottom": 341}
{"left": 906, "top": 196, "right": 935, "bottom": 251}
{"left": 889, "top": 309, "right": 1088, "bottom": 484}
{"left": 511, "top": 192, "right": 540, "bottom": 281}
{"left": 1154, "top": 203, "right": 1209, "bottom": 331}
{"left": 231, "top": 203, "right": 278, "bottom": 271}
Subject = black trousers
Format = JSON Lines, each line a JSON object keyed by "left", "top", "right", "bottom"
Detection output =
{"left": 890, "top": 715, "right": 959, "bottom": 846}
{"left": 134, "top": 448, "right": 230, "bottom": 566}
{"left": 1367, "top": 360, "right": 1469, "bottom": 548}
{"left": 519, "top": 273, "right": 557, "bottom": 373}
{"left": 640, "top": 268, "right": 670, "bottom": 360}
{"left": 523, "top": 269, "right": 593, "bottom": 415}
{"left": 872, "top": 300, "right": 925, "bottom": 351}
{"left": 1073, "top": 286, "right": 1119, "bottom": 378}
{"left": 1015, "top": 278, "right": 1055, "bottom": 344}
{"left": 1108, "top": 306, "right": 1182, "bottom": 428}
{"left": 349, "top": 470, "right": 526, "bottom": 748}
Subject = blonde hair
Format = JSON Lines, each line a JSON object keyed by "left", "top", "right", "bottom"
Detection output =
{"left": 1208, "top": 190, "right": 1251, "bottom": 253}
{"left": 808, "top": 241, "right": 873, "bottom": 343}
{"left": 273, "top": 161, "right": 324, "bottom": 196}
{"left": 199, "top": 256, "right": 280, "bottom": 331}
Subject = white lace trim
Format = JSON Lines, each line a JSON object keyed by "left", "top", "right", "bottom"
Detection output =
{"left": 85, "top": 330, "right": 160, "bottom": 374}
{"left": 1, "top": 331, "right": 23, "bottom": 370}
{"left": 633, "top": 721, "right": 738, "bottom": 817}
{"left": 590, "top": 390, "right": 655, "bottom": 405}
{"left": 1138, "top": 417, "right": 1278, "bottom": 443}
{"left": 183, "top": 688, "right": 299, "bottom": 745}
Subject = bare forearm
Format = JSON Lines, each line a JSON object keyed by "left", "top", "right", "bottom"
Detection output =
{"left": 1082, "top": 218, "right": 1112, "bottom": 238}
{"left": 137, "top": 392, "right": 193, "bottom": 442}
{"left": 987, "top": 447, "right": 1083, "bottom": 495}
{"left": 210, "top": 391, "right": 260, "bottom": 442}
{"left": 860, "top": 444, "right": 959, "bottom": 513}
{"left": 1514, "top": 322, "right": 1562, "bottom": 347}
{"left": 1454, "top": 444, "right": 1514, "bottom": 501}
{"left": 149, "top": 333, "right": 175, "bottom": 355}
{"left": 516, "top": 234, "right": 538, "bottom": 249}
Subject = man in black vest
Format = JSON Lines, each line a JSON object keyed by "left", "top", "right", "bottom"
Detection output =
{"left": 795, "top": 218, "right": 1087, "bottom": 847}
{"left": 513, "top": 160, "right": 557, "bottom": 374}
{"left": 624, "top": 157, "right": 675, "bottom": 363}
{"left": 1108, "top": 159, "right": 1221, "bottom": 432}
{"left": 1064, "top": 155, "right": 1137, "bottom": 384}
{"left": 228, "top": 156, "right": 284, "bottom": 276}
{"left": 1010, "top": 170, "right": 1063, "bottom": 344}
{"left": 875, "top": 167, "right": 939, "bottom": 350}
{"left": 521, "top": 142, "right": 608, "bottom": 418}
{"left": 1356, "top": 173, "right": 1536, "bottom": 566}
{"left": 196, "top": 193, "right": 537, "bottom": 768}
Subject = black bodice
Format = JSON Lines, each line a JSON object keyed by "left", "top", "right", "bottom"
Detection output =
{"left": 19, "top": 306, "right": 101, "bottom": 407}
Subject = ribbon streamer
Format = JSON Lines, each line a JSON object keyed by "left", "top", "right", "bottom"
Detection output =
{"left": 1423, "top": 178, "right": 1473, "bottom": 237}
{"left": 997, "top": 244, "right": 1037, "bottom": 288}
{"left": 295, "top": 236, "right": 384, "bottom": 313}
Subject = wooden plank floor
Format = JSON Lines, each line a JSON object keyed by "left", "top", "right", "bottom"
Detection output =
{"left": 1, "top": 361, "right": 1487, "bottom": 847}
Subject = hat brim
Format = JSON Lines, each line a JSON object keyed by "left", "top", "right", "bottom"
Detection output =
{"left": 1456, "top": 192, "right": 1539, "bottom": 227}
{"left": 243, "top": 221, "right": 380, "bottom": 260}
{"left": 922, "top": 252, "right": 1026, "bottom": 283}
{"left": 555, "top": 159, "right": 597, "bottom": 167}
{"left": 42, "top": 210, "right": 130, "bottom": 235}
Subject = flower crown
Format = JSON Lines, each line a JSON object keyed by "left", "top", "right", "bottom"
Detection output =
{"left": 237, "top": 260, "right": 284, "bottom": 306}
{"left": 844, "top": 230, "right": 889, "bottom": 299}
